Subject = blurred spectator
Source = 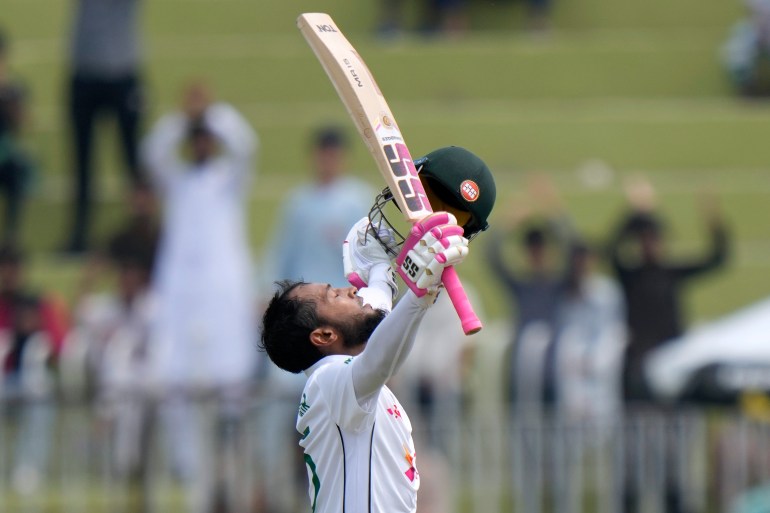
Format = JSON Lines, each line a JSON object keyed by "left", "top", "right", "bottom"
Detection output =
{"left": 485, "top": 175, "right": 576, "bottom": 407}
{"left": 72, "top": 251, "right": 154, "bottom": 480}
{"left": 722, "top": 0, "right": 770, "bottom": 97}
{"left": 0, "top": 245, "right": 69, "bottom": 364}
{"left": 554, "top": 241, "right": 627, "bottom": 423}
{"left": 76, "top": 178, "right": 161, "bottom": 304}
{"left": 0, "top": 244, "right": 70, "bottom": 493}
{"left": 606, "top": 176, "right": 731, "bottom": 513}
{"left": 0, "top": 29, "right": 35, "bottom": 244}
{"left": 141, "top": 82, "right": 259, "bottom": 512}
{"left": 606, "top": 176, "right": 730, "bottom": 403}
{"left": 64, "top": 0, "right": 146, "bottom": 254}
{"left": 142, "top": 81, "right": 258, "bottom": 391}
{"left": 103, "top": 178, "right": 160, "bottom": 267}
{"left": 376, "top": 0, "right": 469, "bottom": 38}
{"left": 262, "top": 125, "right": 375, "bottom": 289}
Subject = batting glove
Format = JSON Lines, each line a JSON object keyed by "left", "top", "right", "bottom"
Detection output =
{"left": 396, "top": 212, "right": 469, "bottom": 297}
{"left": 343, "top": 217, "right": 399, "bottom": 300}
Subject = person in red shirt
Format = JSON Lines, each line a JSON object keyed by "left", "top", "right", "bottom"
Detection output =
{"left": 0, "top": 245, "right": 69, "bottom": 369}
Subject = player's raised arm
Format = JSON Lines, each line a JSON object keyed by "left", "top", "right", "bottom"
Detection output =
{"left": 348, "top": 212, "right": 469, "bottom": 406}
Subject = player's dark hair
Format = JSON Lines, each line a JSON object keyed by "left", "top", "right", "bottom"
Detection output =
{"left": 259, "top": 280, "right": 324, "bottom": 373}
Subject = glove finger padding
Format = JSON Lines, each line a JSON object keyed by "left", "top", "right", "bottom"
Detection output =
{"left": 396, "top": 212, "right": 470, "bottom": 297}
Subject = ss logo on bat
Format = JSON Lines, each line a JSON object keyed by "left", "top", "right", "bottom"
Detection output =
{"left": 402, "top": 256, "right": 419, "bottom": 278}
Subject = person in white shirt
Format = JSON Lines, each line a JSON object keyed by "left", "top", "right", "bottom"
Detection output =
{"left": 141, "top": 82, "right": 259, "bottom": 390}
{"left": 260, "top": 211, "right": 470, "bottom": 513}
{"left": 141, "top": 83, "right": 258, "bottom": 512}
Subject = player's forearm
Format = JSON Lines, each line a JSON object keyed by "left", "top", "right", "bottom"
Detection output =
{"left": 351, "top": 292, "right": 430, "bottom": 405}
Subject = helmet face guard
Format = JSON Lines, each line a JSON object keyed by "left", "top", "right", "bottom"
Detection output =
{"left": 366, "top": 178, "right": 484, "bottom": 258}
{"left": 367, "top": 188, "right": 406, "bottom": 258}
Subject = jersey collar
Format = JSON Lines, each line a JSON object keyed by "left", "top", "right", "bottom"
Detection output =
{"left": 304, "top": 354, "right": 353, "bottom": 377}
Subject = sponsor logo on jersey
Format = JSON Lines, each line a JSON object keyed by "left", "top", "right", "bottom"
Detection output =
{"left": 460, "top": 180, "right": 480, "bottom": 202}
{"left": 299, "top": 393, "right": 310, "bottom": 417}
{"left": 387, "top": 404, "right": 402, "bottom": 419}
{"left": 403, "top": 445, "right": 418, "bottom": 482}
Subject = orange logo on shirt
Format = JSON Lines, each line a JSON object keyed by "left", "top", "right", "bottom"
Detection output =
{"left": 403, "top": 445, "right": 418, "bottom": 482}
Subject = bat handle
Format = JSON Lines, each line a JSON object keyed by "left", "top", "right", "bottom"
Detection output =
{"left": 441, "top": 266, "right": 482, "bottom": 335}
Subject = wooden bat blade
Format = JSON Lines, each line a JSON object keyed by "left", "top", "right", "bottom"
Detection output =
{"left": 297, "top": 12, "right": 482, "bottom": 335}
{"left": 297, "top": 13, "right": 432, "bottom": 223}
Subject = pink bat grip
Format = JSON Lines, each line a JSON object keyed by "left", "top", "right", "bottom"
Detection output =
{"left": 441, "top": 267, "right": 482, "bottom": 335}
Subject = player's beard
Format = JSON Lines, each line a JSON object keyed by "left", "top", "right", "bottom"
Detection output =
{"left": 337, "top": 308, "right": 387, "bottom": 350}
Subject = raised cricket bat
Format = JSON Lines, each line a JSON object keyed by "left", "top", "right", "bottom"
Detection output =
{"left": 297, "top": 12, "right": 483, "bottom": 335}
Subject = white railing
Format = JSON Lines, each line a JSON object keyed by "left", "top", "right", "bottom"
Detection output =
{"left": 0, "top": 388, "right": 768, "bottom": 513}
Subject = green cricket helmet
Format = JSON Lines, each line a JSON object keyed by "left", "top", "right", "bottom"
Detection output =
{"left": 368, "top": 146, "right": 496, "bottom": 255}
{"left": 414, "top": 146, "right": 496, "bottom": 238}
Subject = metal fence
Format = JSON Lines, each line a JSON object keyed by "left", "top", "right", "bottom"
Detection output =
{"left": 0, "top": 388, "right": 769, "bottom": 513}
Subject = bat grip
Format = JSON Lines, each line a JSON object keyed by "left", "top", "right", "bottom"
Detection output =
{"left": 441, "top": 266, "right": 482, "bottom": 335}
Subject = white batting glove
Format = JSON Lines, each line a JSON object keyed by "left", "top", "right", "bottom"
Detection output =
{"left": 396, "top": 212, "right": 469, "bottom": 297}
{"left": 343, "top": 217, "right": 399, "bottom": 300}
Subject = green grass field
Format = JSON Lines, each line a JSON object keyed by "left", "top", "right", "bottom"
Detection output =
{"left": 2, "top": 0, "right": 769, "bottom": 323}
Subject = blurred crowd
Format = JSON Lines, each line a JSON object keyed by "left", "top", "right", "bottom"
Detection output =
{"left": 723, "top": 0, "right": 770, "bottom": 97}
{"left": 0, "top": 2, "right": 758, "bottom": 513}
{"left": 375, "top": 0, "right": 554, "bottom": 38}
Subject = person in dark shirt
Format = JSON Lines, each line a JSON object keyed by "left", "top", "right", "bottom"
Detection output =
{"left": 0, "top": 29, "right": 35, "bottom": 245}
{"left": 63, "top": 0, "right": 145, "bottom": 254}
{"left": 606, "top": 177, "right": 730, "bottom": 402}
{"left": 486, "top": 175, "right": 579, "bottom": 405}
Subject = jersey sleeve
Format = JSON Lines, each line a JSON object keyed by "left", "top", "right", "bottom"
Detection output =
{"left": 350, "top": 293, "right": 429, "bottom": 406}
{"left": 313, "top": 360, "right": 376, "bottom": 433}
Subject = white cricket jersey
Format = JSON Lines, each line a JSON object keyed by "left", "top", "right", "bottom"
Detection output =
{"left": 297, "top": 354, "right": 419, "bottom": 513}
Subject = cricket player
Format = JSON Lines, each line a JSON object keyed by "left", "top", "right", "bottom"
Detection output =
{"left": 260, "top": 146, "right": 495, "bottom": 513}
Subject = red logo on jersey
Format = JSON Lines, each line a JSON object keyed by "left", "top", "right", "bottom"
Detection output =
{"left": 387, "top": 404, "right": 402, "bottom": 419}
{"left": 460, "top": 180, "right": 480, "bottom": 202}
{"left": 403, "top": 445, "right": 418, "bottom": 482}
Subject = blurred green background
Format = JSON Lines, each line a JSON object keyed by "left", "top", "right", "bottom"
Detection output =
{"left": 2, "top": 0, "right": 769, "bottom": 324}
